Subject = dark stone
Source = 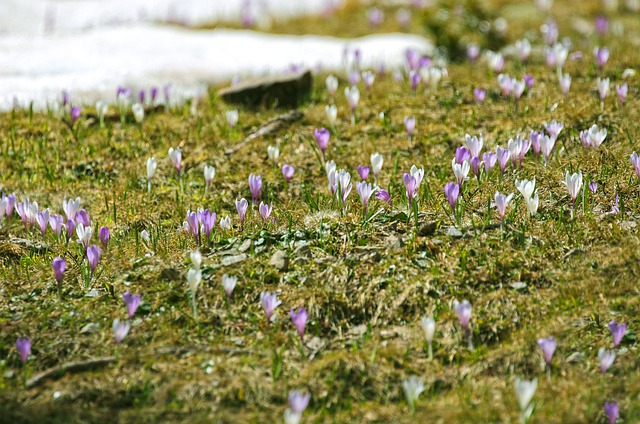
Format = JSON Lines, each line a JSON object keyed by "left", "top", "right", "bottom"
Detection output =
{"left": 219, "top": 69, "right": 312, "bottom": 108}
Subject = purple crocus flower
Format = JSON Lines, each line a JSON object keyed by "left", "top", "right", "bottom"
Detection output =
{"left": 406, "top": 48, "right": 420, "bottom": 70}
{"left": 473, "top": 88, "right": 486, "bottom": 103}
{"left": 483, "top": 152, "right": 497, "bottom": 174}
{"left": 348, "top": 70, "right": 361, "bottom": 86}
{"left": 530, "top": 131, "right": 541, "bottom": 155}
{"left": 367, "top": 7, "right": 384, "bottom": 27}
{"left": 236, "top": 198, "right": 248, "bottom": 227}
{"left": 404, "top": 116, "right": 416, "bottom": 142}
{"left": 594, "top": 46, "right": 609, "bottom": 70}
{"left": 631, "top": 152, "right": 640, "bottom": 180}
{"left": 356, "top": 181, "right": 374, "bottom": 215}
{"left": 138, "top": 89, "right": 146, "bottom": 104}
{"left": 409, "top": 71, "right": 421, "bottom": 92}
{"left": 258, "top": 202, "right": 272, "bottom": 221}
{"left": 248, "top": 174, "right": 262, "bottom": 203}
{"left": 168, "top": 147, "right": 182, "bottom": 176}
{"left": 403, "top": 173, "right": 418, "bottom": 206}
{"left": 282, "top": 164, "right": 295, "bottom": 182}
{"left": 16, "top": 337, "right": 31, "bottom": 365}
{"left": 537, "top": 337, "right": 557, "bottom": 366}
{"left": 112, "top": 318, "right": 131, "bottom": 345}
{"left": 52, "top": 257, "right": 66, "bottom": 290}
{"left": 453, "top": 300, "right": 472, "bottom": 330}
{"left": 608, "top": 321, "right": 627, "bottom": 348}
{"left": 36, "top": 209, "right": 50, "bottom": 236}
{"left": 186, "top": 211, "right": 199, "bottom": 241}
{"left": 595, "top": 15, "right": 609, "bottom": 35}
{"left": 605, "top": 402, "right": 619, "bottom": 424}
{"left": 290, "top": 308, "right": 308, "bottom": 339}
{"left": 150, "top": 87, "right": 158, "bottom": 103}
{"left": 616, "top": 84, "right": 628, "bottom": 106}
{"left": 289, "top": 390, "right": 311, "bottom": 415}
{"left": 70, "top": 106, "right": 81, "bottom": 125}
{"left": 314, "top": 128, "right": 330, "bottom": 160}
{"left": 65, "top": 218, "right": 76, "bottom": 240}
{"left": 467, "top": 43, "right": 480, "bottom": 62}
{"left": 87, "top": 244, "right": 101, "bottom": 275}
{"left": 589, "top": 181, "right": 598, "bottom": 193}
{"left": 76, "top": 209, "right": 90, "bottom": 226}
{"left": 122, "top": 291, "right": 142, "bottom": 319}
{"left": 496, "top": 147, "right": 510, "bottom": 174}
{"left": 455, "top": 146, "right": 471, "bottom": 164}
{"left": 199, "top": 209, "right": 216, "bottom": 241}
{"left": 49, "top": 214, "right": 64, "bottom": 236}
{"left": 524, "top": 74, "right": 534, "bottom": 88}
{"left": 99, "top": 226, "right": 110, "bottom": 249}
{"left": 545, "top": 120, "right": 564, "bottom": 139}
{"left": 444, "top": 182, "right": 459, "bottom": 213}
{"left": 470, "top": 156, "right": 482, "bottom": 179}
{"left": 375, "top": 189, "right": 392, "bottom": 206}
{"left": 260, "top": 291, "right": 282, "bottom": 324}
{"left": 492, "top": 191, "right": 514, "bottom": 220}
{"left": 62, "top": 90, "right": 70, "bottom": 106}
{"left": 4, "top": 193, "right": 16, "bottom": 217}
{"left": 357, "top": 165, "right": 370, "bottom": 181}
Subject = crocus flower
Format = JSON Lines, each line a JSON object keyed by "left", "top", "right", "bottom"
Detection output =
{"left": 168, "top": 147, "right": 182, "bottom": 176}
{"left": 616, "top": 83, "right": 628, "bottom": 106}
{"left": 248, "top": 173, "right": 262, "bottom": 203}
{"left": 470, "top": 156, "right": 482, "bottom": 179}
{"left": 545, "top": 120, "right": 564, "bottom": 139}
{"left": 455, "top": 146, "right": 471, "bottom": 164}
{"left": 63, "top": 197, "right": 81, "bottom": 221}
{"left": 204, "top": 165, "right": 215, "bottom": 188}
{"left": 260, "top": 291, "right": 282, "bottom": 324}
{"left": 290, "top": 308, "right": 308, "bottom": 339}
{"left": 289, "top": 390, "right": 310, "bottom": 415}
{"left": 325, "top": 75, "right": 338, "bottom": 96}
{"left": 16, "top": 337, "right": 31, "bottom": 365}
{"left": 516, "top": 178, "right": 536, "bottom": 200}
{"left": 65, "top": 218, "right": 76, "bottom": 240}
{"left": 474, "top": 88, "right": 486, "bottom": 103}
{"left": 70, "top": 106, "right": 81, "bottom": 125}
{"left": 3, "top": 193, "right": 16, "bottom": 217}
{"left": 483, "top": 152, "right": 497, "bottom": 174}
{"left": 186, "top": 211, "right": 199, "bottom": 241}
{"left": 496, "top": 147, "right": 510, "bottom": 174}
{"left": 367, "top": 7, "right": 384, "bottom": 26}
{"left": 559, "top": 73, "right": 571, "bottom": 96}
{"left": 453, "top": 299, "right": 472, "bottom": 333}
{"left": 122, "top": 291, "right": 141, "bottom": 319}
{"left": 226, "top": 110, "right": 238, "bottom": 127}
{"left": 87, "top": 244, "right": 101, "bottom": 275}
{"left": 219, "top": 216, "right": 231, "bottom": 230}
{"left": 325, "top": 105, "right": 337, "bottom": 126}
{"left": 493, "top": 192, "right": 514, "bottom": 220}
{"left": 314, "top": 128, "right": 330, "bottom": 160}
{"left": 497, "top": 74, "right": 513, "bottom": 97}
{"left": 589, "top": 181, "right": 597, "bottom": 193}
{"left": 357, "top": 165, "right": 370, "bottom": 181}
{"left": 580, "top": 124, "right": 607, "bottom": 148}
{"left": 76, "top": 223, "right": 93, "bottom": 247}
{"left": 597, "top": 77, "right": 610, "bottom": 104}
{"left": 402, "top": 376, "right": 425, "bottom": 412}
{"left": 403, "top": 173, "right": 418, "bottom": 206}
{"left": 112, "top": 318, "right": 131, "bottom": 345}
{"left": 409, "top": 71, "right": 421, "bottom": 92}
{"left": 36, "top": 209, "right": 50, "bottom": 236}
{"left": 187, "top": 268, "right": 202, "bottom": 298}
{"left": 540, "top": 135, "right": 556, "bottom": 164}
{"left": 404, "top": 116, "right": 416, "bottom": 142}
{"left": 375, "top": 189, "right": 392, "bottom": 205}
{"left": 190, "top": 250, "right": 202, "bottom": 270}
{"left": 452, "top": 159, "right": 470, "bottom": 185}
{"left": 267, "top": 145, "right": 279, "bottom": 164}
{"left": 52, "top": 257, "right": 66, "bottom": 295}
{"left": 132, "top": 103, "right": 144, "bottom": 123}
{"left": 356, "top": 181, "right": 374, "bottom": 215}
{"left": 259, "top": 202, "right": 272, "bottom": 221}
{"left": 282, "top": 164, "right": 295, "bottom": 182}
{"left": 594, "top": 46, "right": 609, "bottom": 70}
{"left": 362, "top": 70, "right": 375, "bottom": 90}
{"left": 516, "top": 38, "right": 531, "bottom": 62}
{"left": 631, "top": 152, "right": 640, "bottom": 180}
{"left": 76, "top": 209, "right": 90, "bottom": 226}
{"left": 595, "top": 15, "right": 609, "bottom": 35}
{"left": 465, "top": 134, "right": 483, "bottom": 158}
{"left": 608, "top": 321, "right": 627, "bottom": 348}
{"left": 605, "top": 402, "right": 619, "bottom": 424}
{"left": 99, "top": 226, "right": 110, "bottom": 249}
{"left": 364, "top": 155, "right": 381, "bottom": 182}
{"left": 344, "top": 86, "right": 360, "bottom": 124}
{"left": 222, "top": 274, "right": 237, "bottom": 299}
{"left": 336, "top": 169, "right": 353, "bottom": 206}
{"left": 49, "top": 214, "right": 64, "bottom": 236}
{"left": 525, "top": 192, "right": 539, "bottom": 216}
{"left": 467, "top": 43, "right": 480, "bottom": 62}
{"left": 514, "top": 377, "right": 537, "bottom": 420}
{"left": 562, "top": 170, "right": 583, "bottom": 206}
{"left": 513, "top": 79, "right": 526, "bottom": 102}
{"left": 146, "top": 157, "right": 157, "bottom": 194}
{"left": 598, "top": 347, "right": 616, "bottom": 372}
{"left": 348, "top": 70, "right": 360, "bottom": 86}
{"left": 537, "top": 337, "right": 557, "bottom": 367}
{"left": 421, "top": 316, "right": 436, "bottom": 359}
{"left": 487, "top": 51, "right": 504, "bottom": 72}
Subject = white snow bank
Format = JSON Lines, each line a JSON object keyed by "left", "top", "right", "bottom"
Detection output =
{"left": 0, "top": 26, "right": 432, "bottom": 111}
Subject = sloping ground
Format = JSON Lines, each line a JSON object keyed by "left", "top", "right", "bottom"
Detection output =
{"left": 0, "top": 1, "right": 639, "bottom": 423}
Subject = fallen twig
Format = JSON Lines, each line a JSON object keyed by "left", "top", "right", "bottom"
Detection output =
{"left": 224, "top": 110, "right": 304, "bottom": 156}
{"left": 26, "top": 357, "right": 116, "bottom": 389}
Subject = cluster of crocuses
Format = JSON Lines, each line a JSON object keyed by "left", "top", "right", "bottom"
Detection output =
{"left": 183, "top": 208, "right": 229, "bottom": 246}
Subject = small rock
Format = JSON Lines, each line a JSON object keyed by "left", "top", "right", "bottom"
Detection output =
{"left": 305, "top": 336, "right": 325, "bottom": 351}
{"left": 238, "top": 239, "right": 252, "bottom": 253}
{"left": 84, "top": 289, "right": 101, "bottom": 298}
{"left": 510, "top": 282, "right": 527, "bottom": 290}
{"left": 80, "top": 323, "right": 100, "bottom": 334}
{"left": 384, "top": 235, "right": 404, "bottom": 250}
{"left": 269, "top": 250, "right": 289, "bottom": 271}
{"left": 446, "top": 227, "right": 463, "bottom": 238}
{"left": 4, "top": 370, "right": 15, "bottom": 379}
{"left": 219, "top": 69, "right": 312, "bottom": 108}
{"left": 620, "top": 220, "right": 637, "bottom": 231}
{"left": 418, "top": 221, "right": 438, "bottom": 237}
{"left": 221, "top": 254, "right": 247, "bottom": 266}
{"left": 566, "top": 352, "right": 585, "bottom": 363}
